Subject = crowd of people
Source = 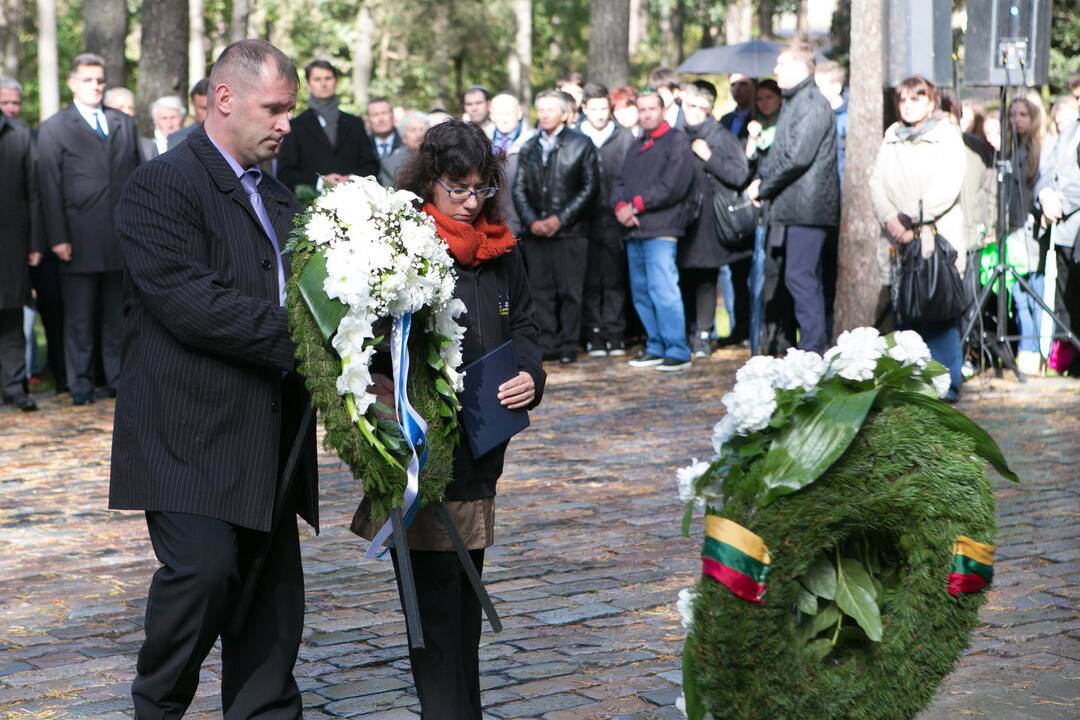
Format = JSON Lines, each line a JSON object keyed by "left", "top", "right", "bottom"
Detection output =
{"left": 3, "top": 46, "right": 1080, "bottom": 413}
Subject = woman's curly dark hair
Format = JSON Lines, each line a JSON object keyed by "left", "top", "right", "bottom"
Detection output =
{"left": 397, "top": 119, "right": 506, "bottom": 225}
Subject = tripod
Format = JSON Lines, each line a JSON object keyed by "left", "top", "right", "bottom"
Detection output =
{"left": 961, "top": 82, "right": 1080, "bottom": 380}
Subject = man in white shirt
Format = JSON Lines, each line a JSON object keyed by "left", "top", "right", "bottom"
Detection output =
{"left": 140, "top": 96, "right": 186, "bottom": 160}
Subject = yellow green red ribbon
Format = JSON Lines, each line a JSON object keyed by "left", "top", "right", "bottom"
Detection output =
{"left": 702, "top": 515, "right": 770, "bottom": 603}
{"left": 948, "top": 535, "right": 994, "bottom": 597}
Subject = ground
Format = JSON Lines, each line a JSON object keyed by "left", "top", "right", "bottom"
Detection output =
{"left": 1, "top": 348, "right": 1078, "bottom": 719}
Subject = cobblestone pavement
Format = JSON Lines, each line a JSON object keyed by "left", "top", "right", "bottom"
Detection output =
{"left": 1, "top": 348, "right": 1078, "bottom": 719}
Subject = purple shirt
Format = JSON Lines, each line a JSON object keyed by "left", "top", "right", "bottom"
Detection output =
{"left": 207, "top": 133, "right": 286, "bottom": 306}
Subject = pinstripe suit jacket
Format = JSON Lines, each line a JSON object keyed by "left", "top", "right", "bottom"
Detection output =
{"left": 109, "top": 127, "right": 318, "bottom": 532}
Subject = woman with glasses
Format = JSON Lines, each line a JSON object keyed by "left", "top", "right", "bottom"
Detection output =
{"left": 352, "top": 120, "right": 545, "bottom": 719}
{"left": 870, "top": 75, "right": 968, "bottom": 400}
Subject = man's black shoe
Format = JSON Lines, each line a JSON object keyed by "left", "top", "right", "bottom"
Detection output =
{"left": 14, "top": 395, "right": 38, "bottom": 412}
{"left": 559, "top": 353, "right": 577, "bottom": 365}
{"left": 607, "top": 339, "right": 626, "bottom": 357}
{"left": 628, "top": 352, "right": 664, "bottom": 368}
{"left": 72, "top": 392, "right": 95, "bottom": 406}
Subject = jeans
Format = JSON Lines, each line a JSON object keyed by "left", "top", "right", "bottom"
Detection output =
{"left": 902, "top": 319, "right": 963, "bottom": 399}
{"left": 1011, "top": 272, "right": 1045, "bottom": 353}
{"left": 627, "top": 237, "right": 690, "bottom": 361}
{"left": 718, "top": 265, "right": 734, "bottom": 337}
{"left": 749, "top": 225, "right": 767, "bottom": 355}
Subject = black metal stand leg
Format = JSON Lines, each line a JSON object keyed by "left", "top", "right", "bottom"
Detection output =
{"left": 390, "top": 508, "right": 425, "bottom": 650}
{"left": 1006, "top": 266, "right": 1080, "bottom": 353}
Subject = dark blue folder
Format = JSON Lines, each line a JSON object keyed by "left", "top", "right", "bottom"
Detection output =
{"left": 458, "top": 340, "right": 530, "bottom": 459}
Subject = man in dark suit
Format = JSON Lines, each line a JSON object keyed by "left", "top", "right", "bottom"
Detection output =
{"left": 367, "top": 96, "right": 401, "bottom": 171}
{"left": 276, "top": 59, "right": 379, "bottom": 193}
{"left": 111, "top": 39, "right": 318, "bottom": 718}
{"left": 38, "top": 53, "right": 141, "bottom": 405}
{"left": 720, "top": 74, "right": 756, "bottom": 140}
{"left": 0, "top": 99, "right": 41, "bottom": 411}
{"left": 166, "top": 78, "right": 210, "bottom": 151}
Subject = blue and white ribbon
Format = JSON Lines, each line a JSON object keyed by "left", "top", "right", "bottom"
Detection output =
{"left": 365, "top": 312, "right": 429, "bottom": 559}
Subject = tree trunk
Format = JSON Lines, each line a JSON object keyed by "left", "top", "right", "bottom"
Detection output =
{"left": 835, "top": 0, "right": 885, "bottom": 334}
{"left": 657, "top": 0, "right": 674, "bottom": 67}
{"left": 82, "top": 0, "right": 127, "bottom": 87}
{"left": 758, "top": 0, "right": 774, "bottom": 39}
{"left": 0, "top": 0, "right": 20, "bottom": 78}
{"left": 725, "top": 0, "right": 751, "bottom": 45}
{"left": 507, "top": 0, "right": 531, "bottom": 103}
{"left": 189, "top": 0, "right": 206, "bottom": 87}
{"left": 37, "top": 0, "right": 59, "bottom": 121}
{"left": 796, "top": 0, "right": 810, "bottom": 40}
{"left": 137, "top": 0, "right": 188, "bottom": 134}
{"left": 431, "top": 3, "right": 450, "bottom": 110}
{"left": 672, "top": 0, "right": 685, "bottom": 64}
{"left": 353, "top": 3, "right": 374, "bottom": 110}
{"left": 697, "top": 0, "right": 715, "bottom": 48}
{"left": 628, "top": 0, "right": 645, "bottom": 60}
{"left": 229, "top": 0, "right": 249, "bottom": 42}
{"left": 587, "top": 0, "right": 630, "bottom": 87}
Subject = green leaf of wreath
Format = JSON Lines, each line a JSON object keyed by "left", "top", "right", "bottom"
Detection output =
{"left": 797, "top": 585, "right": 818, "bottom": 615}
{"left": 802, "top": 553, "right": 837, "bottom": 600}
{"left": 758, "top": 387, "right": 881, "bottom": 506}
{"left": 298, "top": 251, "right": 348, "bottom": 341}
{"left": 879, "top": 389, "right": 1019, "bottom": 483}
{"left": 836, "top": 558, "right": 883, "bottom": 642}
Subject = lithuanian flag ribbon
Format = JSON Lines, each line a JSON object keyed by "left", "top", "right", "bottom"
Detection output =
{"left": 948, "top": 535, "right": 994, "bottom": 597}
{"left": 701, "top": 515, "right": 770, "bottom": 603}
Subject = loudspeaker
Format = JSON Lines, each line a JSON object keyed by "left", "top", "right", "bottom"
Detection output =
{"left": 964, "top": 0, "right": 1051, "bottom": 87}
{"left": 886, "top": 0, "right": 954, "bottom": 88}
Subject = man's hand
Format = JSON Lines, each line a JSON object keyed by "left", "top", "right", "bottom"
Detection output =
{"left": 691, "top": 138, "right": 712, "bottom": 162}
{"left": 615, "top": 203, "right": 637, "bottom": 227}
{"left": 498, "top": 371, "right": 535, "bottom": 410}
{"left": 1040, "top": 187, "right": 1064, "bottom": 223}
{"left": 52, "top": 243, "right": 72, "bottom": 262}
{"left": 530, "top": 220, "right": 550, "bottom": 237}
{"left": 369, "top": 373, "right": 398, "bottom": 421}
{"left": 323, "top": 173, "right": 348, "bottom": 187}
{"left": 28, "top": 251, "right": 42, "bottom": 267}
{"left": 747, "top": 178, "right": 762, "bottom": 207}
{"left": 543, "top": 214, "right": 562, "bottom": 235}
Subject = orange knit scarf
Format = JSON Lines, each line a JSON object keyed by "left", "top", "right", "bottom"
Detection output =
{"left": 422, "top": 203, "right": 516, "bottom": 268}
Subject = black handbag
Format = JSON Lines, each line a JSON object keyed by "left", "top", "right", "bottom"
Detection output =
{"left": 713, "top": 186, "right": 758, "bottom": 250}
{"left": 893, "top": 226, "right": 967, "bottom": 326}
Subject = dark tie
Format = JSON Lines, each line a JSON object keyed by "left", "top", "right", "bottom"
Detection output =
{"left": 379, "top": 142, "right": 390, "bottom": 159}
{"left": 93, "top": 111, "right": 107, "bottom": 140}
{"left": 240, "top": 169, "right": 286, "bottom": 306}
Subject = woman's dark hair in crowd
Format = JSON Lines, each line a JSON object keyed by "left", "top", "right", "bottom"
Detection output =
{"left": 756, "top": 78, "right": 781, "bottom": 98}
{"left": 582, "top": 83, "right": 609, "bottom": 104}
{"left": 398, "top": 119, "right": 505, "bottom": 225}
{"left": 894, "top": 75, "right": 938, "bottom": 119}
{"left": 939, "top": 94, "right": 961, "bottom": 124}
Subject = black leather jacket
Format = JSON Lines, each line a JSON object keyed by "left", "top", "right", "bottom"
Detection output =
{"left": 758, "top": 76, "right": 840, "bottom": 228}
{"left": 512, "top": 127, "right": 599, "bottom": 238}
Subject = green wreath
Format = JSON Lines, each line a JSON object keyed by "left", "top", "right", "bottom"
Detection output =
{"left": 683, "top": 403, "right": 996, "bottom": 720}
{"left": 285, "top": 246, "right": 459, "bottom": 520}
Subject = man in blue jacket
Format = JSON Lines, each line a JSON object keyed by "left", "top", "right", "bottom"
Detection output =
{"left": 611, "top": 90, "right": 696, "bottom": 372}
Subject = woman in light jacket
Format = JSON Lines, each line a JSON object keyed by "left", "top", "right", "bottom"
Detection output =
{"left": 870, "top": 75, "right": 967, "bottom": 401}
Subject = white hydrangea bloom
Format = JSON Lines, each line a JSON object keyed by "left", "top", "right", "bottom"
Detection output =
{"left": 775, "top": 348, "right": 826, "bottom": 392}
{"left": 711, "top": 414, "right": 737, "bottom": 455}
{"left": 676, "top": 459, "right": 710, "bottom": 505}
{"left": 722, "top": 379, "right": 777, "bottom": 434}
{"left": 305, "top": 210, "right": 338, "bottom": 246}
{"left": 824, "top": 326, "right": 887, "bottom": 381}
{"left": 888, "top": 330, "right": 932, "bottom": 369}
{"left": 932, "top": 371, "right": 951, "bottom": 398}
{"left": 676, "top": 587, "right": 698, "bottom": 630}
{"left": 735, "top": 355, "right": 782, "bottom": 386}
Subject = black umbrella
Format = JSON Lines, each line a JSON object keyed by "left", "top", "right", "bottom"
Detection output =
{"left": 676, "top": 40, "right": 785, "bottom": 78}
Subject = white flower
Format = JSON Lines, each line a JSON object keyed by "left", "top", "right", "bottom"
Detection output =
{"left": 888, "top": 330, "right": 932, "bottom": 369}
{"left": 932, "top": 371, "right": 951, "bottom": 398}
{"left": 722, "top": 379, "right": 777, "bottom": 434}
{"left": 676, "top": 459, "right": 710, "bottom": 505}
{"left": 676, "top": 587, "right": 697, "bottom": 631}
{"left": 824, "top": 327, "right": 886, "bottom": 381}
{"left": 735, "top": 355, "right": 782, "bottom": 386}
{"left": 775, "top": 348, "right": 826, "bottom": 392}
{"left": 711, "top": 414, "right": 737, "bottom": 455}
{"left": 305, "top": 211, "right": 338, "bottom": 246}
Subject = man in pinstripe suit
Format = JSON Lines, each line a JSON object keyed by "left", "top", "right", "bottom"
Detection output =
{"left": 110, "top": 40, "right": 318, "bottom": 718}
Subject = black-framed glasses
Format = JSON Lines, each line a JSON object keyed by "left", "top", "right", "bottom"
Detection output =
{"left": 435, "top": 178, "right": 498, "bottom": 202}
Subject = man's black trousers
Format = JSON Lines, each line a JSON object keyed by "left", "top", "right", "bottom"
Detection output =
{"left": 132, "top": 510, "right": 304, "bottom": 719}
{"left": 392, "top": 548, "right": 485, "bottom": 720}
{"left": 61, "top": 270, "right": 123, "bottom": 397}
{"left": 582, "top": 232, "right": 628, "bottom": 347}
{"left": 522, "top": 234, "right": 588, "bottom": 356}
{"left": 783, "top": 225, "right": 829, "bottom": 354}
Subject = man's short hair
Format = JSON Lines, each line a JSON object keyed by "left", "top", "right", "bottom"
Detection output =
{"left": 104, "top": 87, "right": 133, "bottom": 107}
{"left": 463, "top": 84, "right": 490, "bottom": 101}
{"left": 490, "top": 93, "right": 521, "bottom": 111}
{"left": 781, "top": 42, "right": 817, "bottom": 73}
{"left": 368, "top": 97, "right": 392, "bottom": 111}
{"left": 398, "top": 111, "right": 430, "bottom": 135}
{"left": 305, "top": 59, "right": 339, "bottom": 81}
{"left": 815, "top": 60, "right": 846, "bottom": 87}
{"left": 190, "top": 78, "right": 209, "bottom": 99}
{"left": 151, "top": 95, "right": 187, "bottom": 120}
{"left": 208, "top": 39, "right": 298, "bottom": 94}
{"left": 535, "top": 88, "right": 569, "bottom": 113}
{"left": 647, "top": 67, "right": 680, "bottom": 91}
{"left": 636, "top": 88, "right": 664, "bottom": 107}
{"left": 582, "top": 83, "right": 610, "bottom": 105}
{"left": 687, "top": 80, "right": 717, "bottom": 105}
{"left": 0, "top": 77, "right": 21, "bottom": 93}
{"left": 556, "top": 71, "right": 584, "bottom": 88}
{"left": 71, "top": 53, "right": 106, "bottom": 77}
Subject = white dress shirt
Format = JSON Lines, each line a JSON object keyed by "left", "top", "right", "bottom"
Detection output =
{"left": 73, "top": 100, "right": 109, "bottom": 137}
